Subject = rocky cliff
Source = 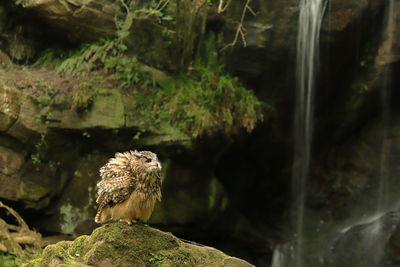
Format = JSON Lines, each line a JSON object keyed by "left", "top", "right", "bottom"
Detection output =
{"left": 1, "top": 0, "right": 400, "bottom": 266}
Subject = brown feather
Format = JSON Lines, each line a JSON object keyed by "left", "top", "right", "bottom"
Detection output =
{"left": 95, "top": 150, "right": 162, "bottom": 224}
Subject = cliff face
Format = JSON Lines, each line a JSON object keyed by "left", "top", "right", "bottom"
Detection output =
{"left": 0, "top": 0, "right": 259, "bottom": 242}
{"left": 1, "top": 0, "right": 400, "bottom": 266}
{"left": 0, "top": 65, "right": 230, "bottom": 235}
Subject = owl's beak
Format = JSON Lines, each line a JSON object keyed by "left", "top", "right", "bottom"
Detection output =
{"left": 150, "top": 162, "right": 161, "bottom": 170}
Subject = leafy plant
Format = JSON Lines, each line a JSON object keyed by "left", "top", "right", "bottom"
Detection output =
{"left": 34, "top": 39, "right": 120, "bottom": 75}
{"left": 132, "top": 62, "right": 264, "bottom": 138}
{"left": 71, "top": 76, "right": 104, "bottom": 110}
{"left": 148, "top": 253, "right": 164, "bottom": 266}
{"left": 30, "top": 0, "right": 265, "bottom": 139}
{"left": 30, "top": 133, "right": 46, "bottom": 165}
{"left": 0, "top": 253, "right": 21, "bottom": 267}
{"left": 104, "top": 56, "right": 148, "bottom": 88}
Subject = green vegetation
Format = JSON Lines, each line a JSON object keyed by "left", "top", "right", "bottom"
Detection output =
{"left": 148, "top": 252, "right": 164, "bottom": 266}
{"left": 71, "top": 76, "right": 104, "bottom": 110}
{"left": 33, "top": 39, "right": 121, "bottom": 76}
{"left": 32, "top": 223, "right": 247, "bottom": 266}
{"left": 31, "top": 0, "right": 265, "bottom": 139}
{"left": 133, "top": 62, "right": 264, "bottom": 138}
{"left": 30, "top": 133, "right": 46, "bottom": 165}
{"left": 33, "top": 39, "right": 264, "bottom": 138}
{"left": 0, "top": 253, "right": 21, "bottom": 267}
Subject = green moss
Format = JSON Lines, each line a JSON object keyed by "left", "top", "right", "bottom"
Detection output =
{"left": 208, "top": 176, "right": 224, "bottom": 211}
{"left": 133, "top": 62, "right": 264, "bottom": 138}
{"left": 65, "top": 235, "right": 88, "bottom": 258}
{"left": 71, "top": 76, "right": 104, "bottom": 110}
{"left": 37, "top": 223, "right": 252, "bottom": 266}
{"left": 39, "top": 241, "right": 72, "bottom": 266}
{"left": 34, "top": 40, "right": 264, "bottom": 138}
{"left": 79, "top": 224, "right": 180, "bottom": 265}
{"left": 21, "top": 257, "right": 41, "bottom": 267}
{"left": 0, "top": 253, "right": 21, "bottom": 267}
{"left": 32, "top": 8, "right": 265, "bottom": 139}
{"left": 17, "top": 181, "right": 49, "bottom": 202}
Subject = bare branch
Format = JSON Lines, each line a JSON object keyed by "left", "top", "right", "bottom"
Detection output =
{"left": 218, "top": 0, "right": 232, "bottom": 13}
{"left": 221, "top": 0, "right": 255, "bottom": 50}
{"left": 0, "top": 201, "right": 42, "bottom": 259}
{"left": 156, "top": 0, "right": 170, "bottom": 11}
{"left": 0, "top": 201, "right": 29, "bottom": 230}
{"left": 246, "top": 5, "right": 256, "bottom": 16}
{"left": 119, "top": 0, "right": 130, "bottom": 14}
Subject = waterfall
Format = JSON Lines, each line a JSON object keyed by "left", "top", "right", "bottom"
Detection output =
{"left": 366, "top": 0, "right": 396, "bottom": 266}
{"left": 377, "top": 0, "right": 394, "bottom": 213}
{"left": 321, "top": 2, "right": 398, "bottom": 267}
{"left": 292, "top": 0, "right": 326, "bottom": 266}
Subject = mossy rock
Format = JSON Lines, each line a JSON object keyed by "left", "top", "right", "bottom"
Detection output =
{"left": 33, "top": 223, "right": 253, "bottom": 267}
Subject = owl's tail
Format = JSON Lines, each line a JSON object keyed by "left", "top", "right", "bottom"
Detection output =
{"left": 94, "top": 210, "right": 103, "bottom": 223}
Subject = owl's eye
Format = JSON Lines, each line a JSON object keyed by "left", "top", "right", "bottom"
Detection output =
{"left": 145, "top": 158, "right": 151, "bottom": 163}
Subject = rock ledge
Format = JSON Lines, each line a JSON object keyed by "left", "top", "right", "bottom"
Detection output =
{"left": 34, "top": 223, "right": 254, "bottom": 267}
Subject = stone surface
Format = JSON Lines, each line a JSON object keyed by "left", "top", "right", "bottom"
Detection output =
{"left": 0, "top": 66, "right": 224, "bottom": 235}
{"left": 34, "top": 223, "right": 254, "bottom": 267}
{"left": 17, "top": 0, "right": 117, "bottom": 41}
{"left": 53, "top": 92, "right": 126, "bottom": 129}
{"left": 0, "top": 82, "right": 20, "bottom": 132}
{"left": 0, "top": 147, "right": 23, "bottom": 200}
{"left": 0, "top": 146, "right": 23, "bottom": 176}
{"left": 38, "top": 153, "right": 105, "bottom": 235}
{"left": 323, "top": 212, "right": 400, "bottom": 267}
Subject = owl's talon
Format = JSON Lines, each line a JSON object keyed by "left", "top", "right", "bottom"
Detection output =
{"left": 119, "top": 219, "right": 136, "bottom": 225}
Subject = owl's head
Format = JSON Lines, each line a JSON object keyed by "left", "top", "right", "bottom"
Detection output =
{"left": 129, "top": 150, "right": 161, "bottom": 173}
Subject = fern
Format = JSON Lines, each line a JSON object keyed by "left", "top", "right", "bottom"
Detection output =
{"left": 132, "top": 63, "right": 265, "bottom": 138}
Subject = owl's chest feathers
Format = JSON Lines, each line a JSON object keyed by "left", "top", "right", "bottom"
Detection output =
{"left": 136, "top": 172, "right": 162, "bottom": 200}
{"left": 114, "top": 176, "right": 161, "bottom": 221}
{"left": 136, "top": 184, "right": 161, "bottom": 201}
{"left": 118, "top": 187, "right": 158, "bottom": 222}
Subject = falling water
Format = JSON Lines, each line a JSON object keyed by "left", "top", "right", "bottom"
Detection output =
{"left": 366, "top": 0, "right": 396, "bottom": 266}
{"left": 292, "top": 0, "right": 326, "bottom": 266}
{"left": 324, "top": 2, "right": 398, "bottom": 267}
{"left": 377, "top": 0, "right": 394, "bottom": 214}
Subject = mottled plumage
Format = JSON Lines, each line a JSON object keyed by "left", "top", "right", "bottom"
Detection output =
{"left": 95, "top": 150, "right": 162, "bottom": 224}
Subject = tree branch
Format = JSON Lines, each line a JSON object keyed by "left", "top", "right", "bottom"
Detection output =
{"left": 221, "top": 0, "right": 255, "bottom": 50}
{"left": 0, "top": 201, "right": 42, "bottom": 259}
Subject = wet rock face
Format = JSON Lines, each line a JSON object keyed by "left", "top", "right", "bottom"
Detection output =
{"left": 217, "top": 1, "right": 400, "bottom": 264}
{"left": 328, "top": 0, "right": 382, "bottom": 31}
{"left": 323, "top": 212, "right": 400, "bottom": 267}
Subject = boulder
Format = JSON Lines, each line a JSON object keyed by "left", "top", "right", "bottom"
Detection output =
{"left": 33, "top": 223, "right": 254, "bottom": 267}
{"left": 323, "top": 212, "right": 400, "bottom": 267}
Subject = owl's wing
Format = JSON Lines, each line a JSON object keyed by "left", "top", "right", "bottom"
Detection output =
{"left": 96, "top": 175, "right": 137, "bottom": 209}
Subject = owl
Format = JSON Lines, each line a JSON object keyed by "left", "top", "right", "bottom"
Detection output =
{"left": 94, "top": 150, "right": 162, "bottom": 225}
